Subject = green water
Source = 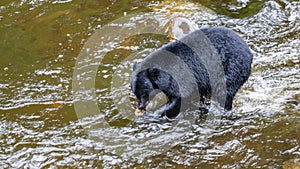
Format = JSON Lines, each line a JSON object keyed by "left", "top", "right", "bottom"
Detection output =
{"left": 0, "top": 0, "right": 299, "bottom": 168}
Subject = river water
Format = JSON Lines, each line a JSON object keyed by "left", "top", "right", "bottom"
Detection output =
{"left": 0, "top": 0, "right": 299, "bottom": 168}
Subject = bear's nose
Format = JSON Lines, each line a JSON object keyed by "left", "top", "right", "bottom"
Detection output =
{"left": 137, "top": 100, "right": 147, "bottom": 110}
{"left": 137, "top": 103, "right": 146, "bottom": 110}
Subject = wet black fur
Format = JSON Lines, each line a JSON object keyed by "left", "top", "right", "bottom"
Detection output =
{"left": 131, "top": 27, "right": 253, "bottom": 118}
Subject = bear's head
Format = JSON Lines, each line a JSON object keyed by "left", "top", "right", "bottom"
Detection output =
{"left": 130, "top": 66, "right": 160, "bottom": 111}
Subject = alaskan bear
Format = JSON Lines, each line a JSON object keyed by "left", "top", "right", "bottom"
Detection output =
{"left": 131, "top": 27, "right": 253, "bottom": 118}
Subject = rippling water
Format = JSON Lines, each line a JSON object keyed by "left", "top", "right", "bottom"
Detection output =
{"left": 0, "top": 0, "right": 299, "bottom": 168}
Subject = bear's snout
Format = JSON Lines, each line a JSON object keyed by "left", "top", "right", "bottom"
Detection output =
{"left": 137, "top": 98, "right": 148, "bottom": 111}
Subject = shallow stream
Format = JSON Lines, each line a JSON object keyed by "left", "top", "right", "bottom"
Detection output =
{"left": 0, "top": 0, "right": 299, "bottom": 168}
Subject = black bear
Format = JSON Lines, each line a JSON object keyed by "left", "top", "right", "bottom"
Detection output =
{"left": 131, "top": 27, "right": 253, "bottom": 118}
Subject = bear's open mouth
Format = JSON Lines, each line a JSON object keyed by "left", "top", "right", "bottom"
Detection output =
{"left": 134, "top": 108, "right": 145, "bottom": 116}
{"left": 137, "top": 100, "right": 148, "bottom": 111}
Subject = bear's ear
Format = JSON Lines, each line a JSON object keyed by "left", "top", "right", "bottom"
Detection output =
{"left": 133, "top": 62, "right": 138, "bottom": 71}
{"left": 147, "top": 68, "right": 160, "bottom": 80}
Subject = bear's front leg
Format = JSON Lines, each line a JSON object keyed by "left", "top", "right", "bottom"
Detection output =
{"left": 156, "top": 97, "right": 181, "bottom": 118}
